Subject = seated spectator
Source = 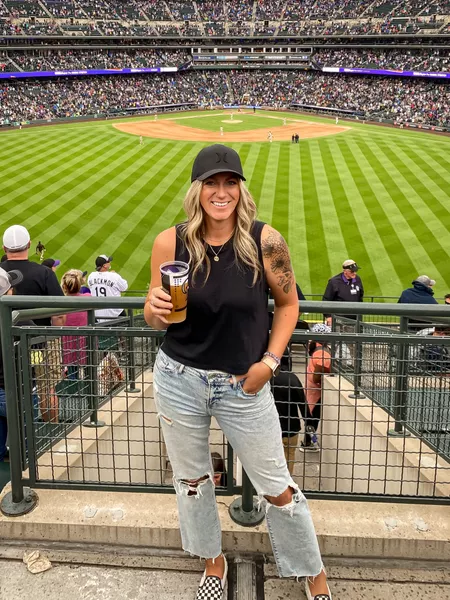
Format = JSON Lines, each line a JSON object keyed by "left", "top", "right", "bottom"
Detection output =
{"left": 420, "top": 325, "right": 450, "bottom": 374}
{"left": 445, "top": 293, "right": 450, "bottom": 306}
{"left": 303, "top": 323, "right": 332, "bottom": 452}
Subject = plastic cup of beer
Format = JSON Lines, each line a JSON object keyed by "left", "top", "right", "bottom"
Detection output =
{"left": 160, "top": 261, "right": 189, "bottom": 324}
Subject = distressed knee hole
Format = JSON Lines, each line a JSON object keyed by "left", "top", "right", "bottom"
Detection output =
{"left": 174, "top": 474, "right": 211, "bottom": 498}
{"left": 264, "top": 485, "right": 301, "bottom": 516}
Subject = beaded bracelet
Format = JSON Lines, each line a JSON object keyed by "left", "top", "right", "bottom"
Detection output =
{"left": 263, "top": 351, "right": 281, "bottom": 365}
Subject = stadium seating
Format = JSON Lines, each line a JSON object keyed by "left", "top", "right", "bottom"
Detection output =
{"left": 1, "top": 70, "right": 448, "bottom": 129}
{"left": 0, "top": 0, "right": 449, "bottom": 37}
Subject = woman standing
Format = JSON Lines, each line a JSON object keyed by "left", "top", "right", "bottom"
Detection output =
{"left": 60, "top": 270, "right": 90, "bottom": 381}
{"left": 144, "top": 145, "right": 331, "bottom": 600}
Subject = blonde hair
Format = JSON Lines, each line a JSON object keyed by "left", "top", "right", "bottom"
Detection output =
{"left": 180, "top": 179, "right": 261, "bottom": 285}
{"left": 61, "top": 269, "right": 83, "bottom": 296}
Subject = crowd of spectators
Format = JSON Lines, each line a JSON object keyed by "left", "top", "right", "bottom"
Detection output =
{"left": 0, "top": 71, "right": 233, "bottom": 122}
{"left": 1, "top": 70, "right": 448, "bottom": 128}
{"left": 314, "top": 48, "right": 450, "bottom": 71}
{"left": 5, "top": 49, "right": 190, "bottom": 71}
{"left": 0, "top": 0, "right": 449, "bottom": 39}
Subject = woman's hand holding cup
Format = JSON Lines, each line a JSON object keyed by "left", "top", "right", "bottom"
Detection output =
{"left": 148, "top": 287, "right": 173, "bottom": 324}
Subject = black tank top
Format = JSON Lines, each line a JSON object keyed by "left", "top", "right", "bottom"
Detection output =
{"left": 161, "top": 220, "right": 269, "bottom": 375}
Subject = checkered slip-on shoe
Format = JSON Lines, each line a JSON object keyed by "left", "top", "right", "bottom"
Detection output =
{"left": 305, "top": 576, "right": 332, "bottom": 600}
{"left": 196, "top": 555, "right": 228, "bottom": 600}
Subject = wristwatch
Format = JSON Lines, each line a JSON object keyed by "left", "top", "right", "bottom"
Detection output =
{"left": 261, "top": 353, "right": 281, "bottom": 377}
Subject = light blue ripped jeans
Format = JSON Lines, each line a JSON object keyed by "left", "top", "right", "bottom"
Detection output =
{"left": 153, "top": 350, "right": 323, "bottom": 578}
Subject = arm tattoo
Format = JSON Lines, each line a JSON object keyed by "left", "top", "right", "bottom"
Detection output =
{"left": 261, "top": 230, "right": 294, "bottom": 294}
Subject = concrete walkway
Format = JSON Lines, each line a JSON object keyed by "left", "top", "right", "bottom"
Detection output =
{"left": 2, "top": 558, "right": 449, "bottom": 599}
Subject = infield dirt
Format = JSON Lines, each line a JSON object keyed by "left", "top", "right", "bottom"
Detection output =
{"left": 114, "top": 117, "right": 349, "bottom": 142}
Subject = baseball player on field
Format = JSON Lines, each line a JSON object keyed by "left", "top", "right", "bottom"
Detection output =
{"left": 267, "top": 130, "right": 273, "bottom": 143}
{"left": 87, "top": 255, "right": 128, "bottom": 322}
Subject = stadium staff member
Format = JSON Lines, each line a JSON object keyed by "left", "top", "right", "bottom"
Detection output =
{"left": 2, "top": 225, "right": 65, "bottom": 423}
{"left": 322, "top": 259, "right": 364, "bottom": 326}
{"left": 87, "top": 255, "right": 128, "bottom": 322}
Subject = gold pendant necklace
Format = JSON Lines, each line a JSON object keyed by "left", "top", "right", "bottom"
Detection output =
{"left": 209, "top": 243, "right": 225, "bottom": 262}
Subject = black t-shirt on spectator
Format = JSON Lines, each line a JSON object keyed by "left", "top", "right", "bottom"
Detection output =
{"left": 2, "top": 259, "right": 64, "bottom": 326}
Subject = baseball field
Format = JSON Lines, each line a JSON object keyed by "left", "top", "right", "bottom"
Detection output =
{"left": 1, "top": 109, "right": 450, "bottom": 299}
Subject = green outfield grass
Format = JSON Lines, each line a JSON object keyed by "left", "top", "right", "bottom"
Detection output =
{"left": 1, "top": 110, "right": 450, "bottom": 299}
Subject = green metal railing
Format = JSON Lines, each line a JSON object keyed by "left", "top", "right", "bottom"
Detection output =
{"left": 1, "top": 296, "right": 450, "bottom": 518}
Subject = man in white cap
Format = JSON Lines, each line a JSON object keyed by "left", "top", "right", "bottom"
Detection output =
{"left": 87, "top": 254, "right": 128, "bottom": 322}
{"left": 322, "top": 259, "right": 364, "bottom": 326}
{"left": 2, "top": 225, "right": 65, "bottom": 423}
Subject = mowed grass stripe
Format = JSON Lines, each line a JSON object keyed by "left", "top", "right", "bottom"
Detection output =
{"left": 353, "top": 138, "right": 449, "bottom": 285}
{"left": 318, "top": 139, "right": 379, "bottom": 294}
{"left": 271, "top": 144, "right": 290, "bottom": 243}
{"left": 0, "top": 131, "right": 108, "bottom": 197}
{"left": 300, "top": 142, "right": 330, "bottom": 291}
{"left": 4, "top": 137, "right": 141, "bottom": 233}
{"left": 257, "top": 144, "right": 280, "bottom": 225}
{"left": 394, "top": 143, "right": 450, "bottom": 201}
{"left": 288, "top": 145, "right": 310, "bottom": 293}
{"left": 0, "top": 134, "right": 78, "bottom": 174}
{"left": 366, "top": 138, "right": 450, "bottom": 237}
{"left": 308, "top": 140, "right": 347, "bottom": 266}
{"left": 58, "top": 142, "right": 187, "bottom": 268}
{"left": 247, "top": 144, "right": 271, "bottom": 210}
{"left": 42, "top": 140, "right": 169, "bottom": 259}
{"left": 1, "top": 137, "right": 134, "bottom": 228}
{"left": 338, "top": 137, "right": 421, "bottom": 280}
{"left": 1, "top": 130, "right": 107, "bottom": 177}
{"left": 327, "top": 139, "right": 397, "bottom": 297}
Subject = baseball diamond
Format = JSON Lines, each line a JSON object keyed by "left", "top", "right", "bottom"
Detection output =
{"left": 1, "top": 109, "right": 449, "bottom": 298}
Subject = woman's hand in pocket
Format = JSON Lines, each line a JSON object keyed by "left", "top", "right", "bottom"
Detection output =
{"left": 236, "top": 361, "right": 272, "bottom": 394}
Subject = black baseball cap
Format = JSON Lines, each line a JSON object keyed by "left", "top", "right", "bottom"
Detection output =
{"left": 95, "top": 254, "right": 113, "bottom": 270}
{"left": 191, "top": 144, "right": 246, "bottom": 182}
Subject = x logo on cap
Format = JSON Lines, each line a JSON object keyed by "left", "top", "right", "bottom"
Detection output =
{"left": 215, "top": 152, "right": 228, "bottom": 164}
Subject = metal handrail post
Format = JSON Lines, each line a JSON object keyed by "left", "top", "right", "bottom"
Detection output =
{"left": 126, "top": 309, "right": 140, "bottom": 393}
{"left": 229, "top": 468, "right": 265, "bottom": 526}
{"left": 83, "top": 309, "right": 105, "bottom": 428}
{"left": 349, "top": 315, "right": 365, "bottom": 399}
{"left": 0, "top": 302, "right": 38, "bottom": 516}
{"left": 389, "top": 316, "right": 410, "bottom": 437}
